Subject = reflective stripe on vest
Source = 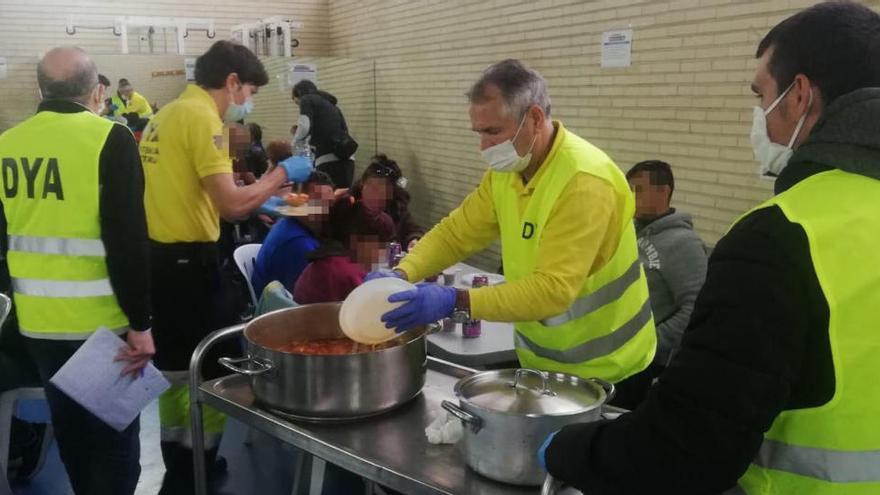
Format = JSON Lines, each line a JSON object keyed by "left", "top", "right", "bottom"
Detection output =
{"left": 9, "top": 235, "right": 106, "bottom": 257}
{"left": 755, "top": 439, "right": 880, "bottom": 483}
{"left": 517, "top": 299, "right": 653, "bottom": 363}
{"left": 18, "top": 326, "right": 127, "bottom": 341}
{"left": 12, "top": 277, "right": 114, "bottom": 298}
{"left": 541, "top": 259, "right": 642, "bottom": 327}
{"left": 492, "top": 122, "right": 655, "bottom": 382}
{"left": 735, "top": 169, "right": 880, "bottom": 494}
{"left": 0, "top": 110, "right": 129, "bottom": 338}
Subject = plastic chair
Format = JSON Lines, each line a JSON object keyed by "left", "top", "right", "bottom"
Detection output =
{"left": 233, "top": 243, "right": 263, "bottom": 309}
{"left": 0, "top": 294, "right": 53, "bottom": 495}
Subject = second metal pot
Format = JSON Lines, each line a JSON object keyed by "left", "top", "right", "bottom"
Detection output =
{"left": 442, "top": 368, "right": 614, "bottom": 486}
{"left": 219, "top": 302, "right": 427, "bottom": 421}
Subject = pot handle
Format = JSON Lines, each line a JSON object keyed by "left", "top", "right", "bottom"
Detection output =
{"left": 588, "top": 377, "right": 616, "bottom": 403}
{"left": 218, "top": 355, "right": 273, "bottom": 376}
{"left": 441, "top": 400, "right": 482, "bottom": 433}
{"left": 511, "top": 368, "right": 556, "bottom": 396}
{"left": 540, "top": 474, "right": 566, "bottom": 495}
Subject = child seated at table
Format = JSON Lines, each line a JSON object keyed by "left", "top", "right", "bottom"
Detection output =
{"left": 293, "top": 200, "right": 395, "bottom": 304}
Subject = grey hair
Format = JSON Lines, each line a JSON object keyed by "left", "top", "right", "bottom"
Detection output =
{"left": 466, "top": 59, "right": 551, "bottom": 119}
{"left": 37, "top": 47, "right": 98, "bottom": 103}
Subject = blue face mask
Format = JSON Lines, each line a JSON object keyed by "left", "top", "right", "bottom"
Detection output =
{"left": 224, "top": 97, "right": 253, "bottom": 123}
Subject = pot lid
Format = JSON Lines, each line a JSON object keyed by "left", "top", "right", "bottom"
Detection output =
{"left": 455, "top": 368, "right": 608, "bottom": 416}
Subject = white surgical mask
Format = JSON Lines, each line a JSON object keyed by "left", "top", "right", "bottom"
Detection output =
{"left": 751, "top": 82, "right": 813, "bottom": 179}
{"left": 224, "top": 83, "right": 254, "bottom": 122}
{"left": 481, "top": 113, "right": 537, "bottom": 173}
{"left": 224, "top": 97, "right": 253, "bottom": 123}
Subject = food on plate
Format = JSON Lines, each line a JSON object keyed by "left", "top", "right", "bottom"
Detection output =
{"left": 284, "top": 192, "right": 310, "bottom": 207}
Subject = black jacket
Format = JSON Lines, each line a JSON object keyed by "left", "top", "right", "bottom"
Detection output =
{"left": 298, "top": 90, "right": 349, "bottom": 158}
{"left": 0, "top": 100, "right": 151, "bottom": 331}
{"left": 546, "top": 88, "right": 880, "bottom": 494}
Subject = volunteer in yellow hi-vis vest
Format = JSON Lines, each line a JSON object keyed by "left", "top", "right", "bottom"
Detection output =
{"left": 0, "top": 46, "right": 154, "bottom": 495}
{"left": 109, "top": 78, "right": 153, "bottom": 119}
{"left": 735, "top": 170, "right": 880, "bottom": 494}
{"left": 140, "top": 40, "right": 312, "bottom": 494}
{"left": 371, "top": 59, "right": 656, "bottom": 384}
{"left": 541, "top": 4, "right": 880, "bottom": 494}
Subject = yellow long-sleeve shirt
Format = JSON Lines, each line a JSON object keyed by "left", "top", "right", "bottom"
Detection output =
{"left": 111, "top": 91, "right": 153, "bottom": 119}
{"left": 398, "top": 128, "right": 624, "bottom": 322}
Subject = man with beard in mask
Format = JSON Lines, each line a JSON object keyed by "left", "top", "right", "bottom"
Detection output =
{"left": 367, "top": 59, "right": 657, "bottom": 385}
{"left": 540, "top": 3, "right": 880, "bottom": 494}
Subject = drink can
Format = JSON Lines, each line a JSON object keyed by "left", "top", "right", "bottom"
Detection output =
{"left": 441, "top": 318, "right": 456, "bottom": 333}
{"left": 386, "top": 242, "right": 402, "bottom": 268}
{"left": 462, "top": 319, "right": 481, "bottom": 338}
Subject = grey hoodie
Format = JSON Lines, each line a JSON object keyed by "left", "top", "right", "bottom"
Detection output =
{"left": 636, "top": 210, "right": 707, "bottom": 365}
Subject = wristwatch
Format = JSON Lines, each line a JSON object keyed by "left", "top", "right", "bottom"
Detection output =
{"left": 451, "top": 289, "right": 471, "bottom": 324}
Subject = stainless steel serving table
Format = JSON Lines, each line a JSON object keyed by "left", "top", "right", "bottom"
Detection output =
{"left": 189, "top": 324, "right": 540, "bottom": 495}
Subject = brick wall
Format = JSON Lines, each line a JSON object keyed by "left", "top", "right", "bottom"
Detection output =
{"left": 327, "top": 0, "right": 877, "bottom": 269}
{"left": 0, "top": 0, "right": 329, "bottom": 131}
{"left": 249, "top": 56, "right": 377, "bottom": 161}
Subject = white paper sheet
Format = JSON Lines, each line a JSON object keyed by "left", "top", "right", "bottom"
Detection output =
{"left": 50, "top": 328, "right": 170, "bottom": 432}
{"left": 601, "top": 29, "right": 633, "bottom": 68}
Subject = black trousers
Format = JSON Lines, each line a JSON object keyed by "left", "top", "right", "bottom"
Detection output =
{"left": 150, "top": 241, "right": 241, "bottom": 377}
{"left": 151, "top": 242, "right": 240, "bottom": 495}
{"left": 25, "top": 338, "right": 141, "bottom": 495}
{"left": 316, "top": 158, "right": 355, "bottom": 189}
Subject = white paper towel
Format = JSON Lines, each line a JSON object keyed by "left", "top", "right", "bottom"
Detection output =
{"left": 425, "top": 411, "right": 463, "bottom": 445}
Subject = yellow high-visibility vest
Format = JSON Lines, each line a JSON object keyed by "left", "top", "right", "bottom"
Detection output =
{"left": 0, "top": 109, "right": 128, "bottom": 339}
{"left": 735, "top": 169, "right": 880, "bottom": 494}
{"left": 491, "top": 126, "right": 656, "bottom": 382}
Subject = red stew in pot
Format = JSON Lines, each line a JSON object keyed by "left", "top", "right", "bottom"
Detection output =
{"left": 274, "top": 338, "right": 396, "bottom": 355}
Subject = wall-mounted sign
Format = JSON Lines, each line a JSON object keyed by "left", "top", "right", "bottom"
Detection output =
{"left": 601, "top": 29, "right": 633, "bottom": 68}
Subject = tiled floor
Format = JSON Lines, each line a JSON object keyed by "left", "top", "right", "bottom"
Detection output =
{"left": 12, "top": 400, "right": 301, "bottom": 495}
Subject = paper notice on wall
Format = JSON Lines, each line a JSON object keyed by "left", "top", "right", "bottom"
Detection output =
{"left": 288, "top": 63, "right": 317, "bottom": 86}
{"left": 184, "top": 57, "right": 196, "bottom": 81}
{"left": 0, "top": 58, "right": 7, "bottom": 79}
{"left": 601, "top": 29, "right": 633, "bottom": 68}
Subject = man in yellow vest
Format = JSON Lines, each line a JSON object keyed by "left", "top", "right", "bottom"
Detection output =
{"left": 140, "top": 40, "right": 311, "bottom": 494}
{"left": 110, "top": 78, "right": 153, "bottom": 120}
{"left": 0, "top": 46, "right": 154, "bottom": 494}
{"left": 371, "top": 59, "right": 657, "bottom": 383}
{"left": 541, "top": 3, "right": 880, "bottom": 494}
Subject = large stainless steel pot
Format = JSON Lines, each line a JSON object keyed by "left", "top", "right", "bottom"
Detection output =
{"left": 442, "top": 368, "right": 614, "bottom": 486}
{"left": 219, "top": 302, "right": 427, "bottom": 421}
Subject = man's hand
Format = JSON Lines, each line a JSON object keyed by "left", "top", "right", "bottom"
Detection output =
{"left": 255, "top": 196, "right": 286, "bottom": 217}
{"left": 538, "top": 430, "right": 558, "bottom": 471}
{"left": 279, "top": 155, "right": 313, "bottom": 183}
{"left": 115, "top": 329, "right": 156, "bottom": 377}
{"left": 381, "top": 284, "right": 456, "bottom": 332}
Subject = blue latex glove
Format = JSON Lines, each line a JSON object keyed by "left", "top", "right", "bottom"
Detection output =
{"left": 381, "top": 283, "right": 456, "bottom": 332}
{"left": 255, "top": 196, "right": 286, "bottom": 217}
{"left": 279, "top": 155, "right": 313, "bottom": 183}
{"left": 538, "top": 431, "right": 559, "bottom": 471}
{"left": 364, "top": 269, "right": 405, "bottom": 283}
